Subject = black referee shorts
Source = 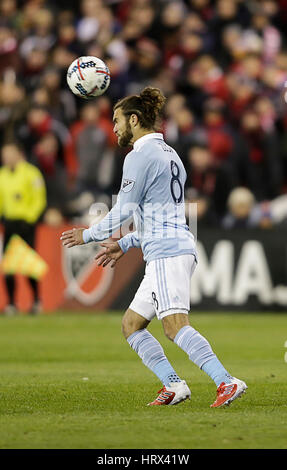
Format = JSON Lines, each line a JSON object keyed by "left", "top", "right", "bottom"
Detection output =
{"left": 3, "top": 219, "right": 36, "bottom": 251}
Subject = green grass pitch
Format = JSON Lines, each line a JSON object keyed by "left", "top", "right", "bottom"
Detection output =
{"left": 0, "top": 312, "right": 286, "bottom": 449}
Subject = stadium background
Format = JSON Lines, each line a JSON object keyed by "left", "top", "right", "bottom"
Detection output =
{"left": 0, "top": 0, "right": 287, "bottom": 312}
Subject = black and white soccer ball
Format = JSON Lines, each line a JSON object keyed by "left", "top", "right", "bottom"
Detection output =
{"left": 66, "top": 56, "right": 110, "bottom": 99}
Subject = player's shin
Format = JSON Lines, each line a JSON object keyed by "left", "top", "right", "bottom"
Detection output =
{"left": 173, "top": 325, "right": 233, "bottom": 386}
{"left": 127, "top": 329, "right": 181, "bottom": 386}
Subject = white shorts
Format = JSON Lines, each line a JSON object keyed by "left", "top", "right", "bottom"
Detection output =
{"left": 129, "top": 254, "right": 197, "bottom": 321}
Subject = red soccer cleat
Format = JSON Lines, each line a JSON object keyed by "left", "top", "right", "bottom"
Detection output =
{"left": 210, "top": 378, "right": 247, "bottom": 408}
{"left": 148, "top": 380, "right": 191, "bottom": 406}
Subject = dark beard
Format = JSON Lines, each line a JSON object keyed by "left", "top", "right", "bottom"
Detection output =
{"left": 118, "top": 122, "right": 133, "bottom": 147}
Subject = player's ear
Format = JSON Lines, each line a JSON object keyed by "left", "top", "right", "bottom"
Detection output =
{"left": 130, "top": 113, "right": 139, "bottom": 127}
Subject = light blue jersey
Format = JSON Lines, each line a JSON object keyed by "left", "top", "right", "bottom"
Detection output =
{"left": 83, "top": 133, "right": 197, "bottom": 263}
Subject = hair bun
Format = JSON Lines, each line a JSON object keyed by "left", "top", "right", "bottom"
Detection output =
{"left": 139, "top": 87, "right": 166, "bottom": 115}
{"left": 114, "top": 86, "right": 166, "bottom": 130}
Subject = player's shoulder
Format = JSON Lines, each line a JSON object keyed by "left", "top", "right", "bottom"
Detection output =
{"left": 142, "top": 136, "right": 174, "bottom": 152}
{"left": 124, "top": 146, "right": 155, "bottom": 171}
{"left": 124, "top": 136, "right": 180, "bottom": 172}
{"left": 144, "top": 137, "right": 178, "bottom": 159}
{"left": 137, "top": 137, "right": 175, "bottom": 159}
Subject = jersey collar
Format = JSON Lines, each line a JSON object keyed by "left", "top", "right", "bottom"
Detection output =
{"left": 133, "top": 132, "right": 164, "bottom": 152}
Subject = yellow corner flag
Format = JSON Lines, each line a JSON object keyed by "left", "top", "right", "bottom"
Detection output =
{"left": 1, "top": 235, "right": 48, "bottom": 280}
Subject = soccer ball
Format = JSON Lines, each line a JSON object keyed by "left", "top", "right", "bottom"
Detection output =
{"left": 66, "top": 56, "right": 110, "bottom": 99}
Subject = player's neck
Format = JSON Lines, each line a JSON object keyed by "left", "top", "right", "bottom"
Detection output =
{"left": 132, "top": 128, "right": 155, "bottom": 145}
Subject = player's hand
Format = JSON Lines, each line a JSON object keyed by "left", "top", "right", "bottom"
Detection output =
{"left": 95, "top": 241, "right": 124, "bottom": 268}
{"left": 60, "top": 228, "right": 85, "bottom": 248}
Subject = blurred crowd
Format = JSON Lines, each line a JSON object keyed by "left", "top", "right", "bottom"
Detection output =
{"left": 1, "top": 0, "right": 287, "bottom": 230}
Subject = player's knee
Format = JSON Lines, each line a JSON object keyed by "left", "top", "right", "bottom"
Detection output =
{"left": 162, "top": 313, "right": 189, "bottom": 341}
{"left": 121, "top": 314, "right": 132, "bottom": 339}
{"left": 162, "top": 317, "right": 177, "bottom": 341}
{"left": 163, "top": 323, "right": 176, "bottom": 341}
{"left": 121, "top": 309, "right": 147, "bottom": 339}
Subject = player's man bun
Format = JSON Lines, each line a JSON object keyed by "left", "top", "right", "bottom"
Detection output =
{"left": 114, "top": 87, "right": 166, "bottom": 129}
{"left": 139, "top": 87, "right": 166, "bottom": 123}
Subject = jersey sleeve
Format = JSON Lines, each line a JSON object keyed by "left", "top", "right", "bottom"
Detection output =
{"left": 117, "top": 230, "right": 140, "bottom": 253}
{"left": 83, "top": 151, "right": 152, "bottom": 243}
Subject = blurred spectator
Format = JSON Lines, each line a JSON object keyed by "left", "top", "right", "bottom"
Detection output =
{"left": 57, "top": 21, "right": 83, "bottom": 57}
{"left": 202, "top": 97, "right": 234, "bottom": 162}
{"left": 186, "top": 143, "right": 235, "bottom": 218}
{"left": 21, "top": 48, "right": 49, "bottom": 91}
{"left": 195, "top": 54, "right": 229, "bottom": 100}
{"left": 185, "top": 191, "right": 218, "bottom": 229}
{"left": 0, "top": 142, "right": 47, "bottom": 314}
{"left": 19, "top": 8, "right": 56, "bottom": 59}
{"left": 164, "top": 93, "right": 189, "bottom": 139}
{"left": 238, "top": 107, "right": 283, "bottom": 201}
{"left": 32, "top": 132, "right": 68, "bottom": 213}
{"left": 17, "top": 104, "right": 71, "bottom": 160}
{"left": 0, "top": 0, "right": 20, "bottom": 28}
{"left": 254, "top": 95, "right": 277, "bottom": 132}
{"left": 65, "top": 101, "right": 117, "bottom": 214}
{"left": 16, "top": 104, "right": 71, "bottom": 214}
{"left": 248, "top": 2, "right": 281, "bottom": 64}
{"left": 177, "top": 62, "right": 209, "bottom": 118}
{"left": 126, "top": 37, "right": 162, "bottom": 93}
{"left": 211, "top": 0, "right": 251, "bottom": 57}
{"left": 188, "top": 0, "right": 213, "bottom": 21}
{"left": 0, "top": 25, "right": 19, "bottom": 76}
{"left": 50, "top": 45, "right": 77, "bottom": 76}
{"left": 269, "top": 194, "right": 287, "bottom": 226}
{"left": 222, "top": 186, "right": 273, "bottom": 229}
{"left": 31, "top": 86, "right": 50, "bottom": 108}
{"left": 226, "top": 72, "right": 257, "bottom": 124}
{"left": 233, "top": 53, "right": 263, "bottom": 91}
{"left": 39, "top": 66, "right": 77, "bottom": 123}
{"left": 219, "top": 24, "right": 246, "bottom": 68}
{"left": 164, "top": 102, "right": 196, "bottom": 163}
{"left": 0, "top": 80, "right": 28, "bottom": 146}
{"left": 76, "top": 0, "right": 102, "bottom": 43}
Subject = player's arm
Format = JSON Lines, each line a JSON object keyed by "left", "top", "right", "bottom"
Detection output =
{"left": 95, "top": 240, "right": 124, "bottom": 268}
{"left": 61, "top": 152, "right": 150, "bottom": 248}
{"left": 61, "top": 193, "right": 139, "bottom": 248}
{"left": 94, "top": 231, "right": 140, "bottom": 268}
{"left": 118, "top": 230, "right": 140, "bottom": 252}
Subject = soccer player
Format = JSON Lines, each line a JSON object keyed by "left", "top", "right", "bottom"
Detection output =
{"left": 61, "top": 87, "right": 247, "bottom": 407}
